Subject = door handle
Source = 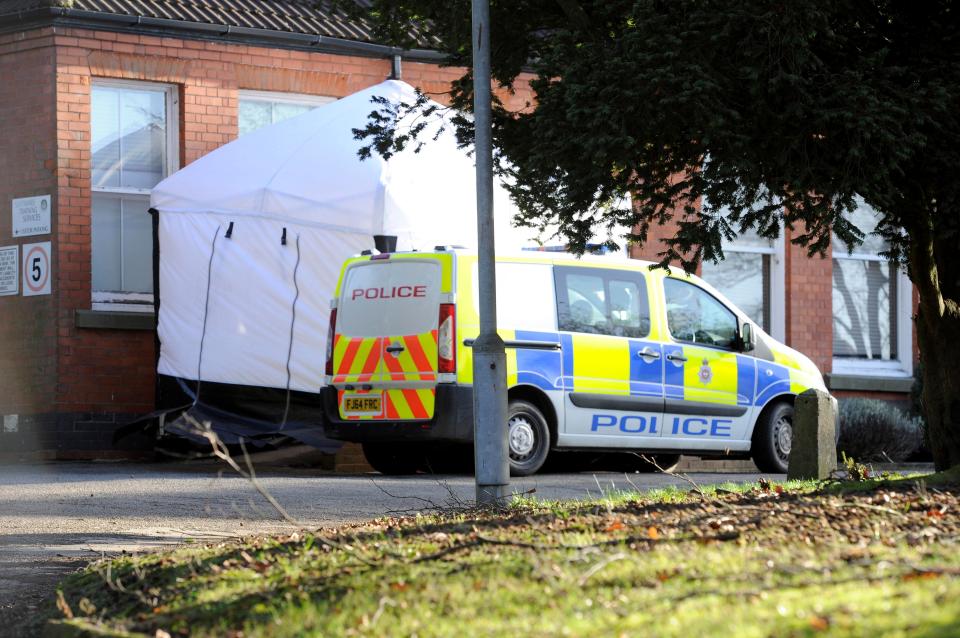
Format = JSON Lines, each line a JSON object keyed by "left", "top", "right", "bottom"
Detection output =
{"left": 666, "top": 352, "right": 688, "bottom": 363}
{"left": 385, "top": 344, "right": 406, "bottom": 353}
{"left": 637, "top": 348, "right": 661, "bottom": 360}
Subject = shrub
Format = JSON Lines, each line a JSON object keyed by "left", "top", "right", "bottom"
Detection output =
{"left": 837, "top": 398, "right": 925, "bottom": 462}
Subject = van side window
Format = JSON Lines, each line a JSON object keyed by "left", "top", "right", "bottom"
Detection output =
{"left": 663, "top": 278, "right": 738, "bottom": 349}
{"left": 555, "top": 267, "right": 650, "bottom": 338}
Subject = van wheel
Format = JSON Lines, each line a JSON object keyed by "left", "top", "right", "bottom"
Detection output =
{"left": 752, "top": 402, "right": 793, "bottom": 473}
{"left": 361, "top": 442, "right": 423, "bottom": 475}
{"left": 508, "top": 400, "right": 551, "bottom": 477}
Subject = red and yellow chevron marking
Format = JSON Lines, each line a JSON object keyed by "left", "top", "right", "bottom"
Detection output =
{"left": 381, "top": 331, "right": 438, "bottom": 382}
{"left": 332, "top": 335, "right": 383, "bottom": 384}
{"left": 335, "top": 330, "right": 438, "bottom": 421}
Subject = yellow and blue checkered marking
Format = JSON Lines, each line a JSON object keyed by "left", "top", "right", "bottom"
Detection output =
{"left": 507, "top": 329, "right": 803, "bottom": 411}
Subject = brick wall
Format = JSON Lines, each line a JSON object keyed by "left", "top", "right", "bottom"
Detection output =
{"left": 0, "top": 28, "right": 59, "bottom": 451}
{"left": 628, "top": 186, "right": 702, "bottom": 275}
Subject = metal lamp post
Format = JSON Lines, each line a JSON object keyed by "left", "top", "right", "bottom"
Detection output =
{"left": 470, "top": 0, "right": 510, "bottom": 505}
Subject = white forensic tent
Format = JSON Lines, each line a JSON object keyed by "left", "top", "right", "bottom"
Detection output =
{"left": 151, "top": 79, "right": 539, "bottom": 394}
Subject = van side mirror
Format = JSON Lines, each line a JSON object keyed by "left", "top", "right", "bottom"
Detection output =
{"left": 740, "top": 322, "right": 755, "bottom": 352}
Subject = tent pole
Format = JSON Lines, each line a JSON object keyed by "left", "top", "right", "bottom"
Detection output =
{"left": 471, "top": 0, "right": 509, "bottom": 506}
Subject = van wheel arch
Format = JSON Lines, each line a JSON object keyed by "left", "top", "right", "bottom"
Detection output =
{"left": 752, "top": 394, "right": 796, "bottom": 436}
{"left": 508, "top": 385, "right": 558, "bottom": 449}
{"left": 751, "top": 395, "right": 795, "bottom": 473}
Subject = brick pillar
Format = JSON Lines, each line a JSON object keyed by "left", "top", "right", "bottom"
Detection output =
{"left": 783, "top": 226, "right": 833, "bottom": 373}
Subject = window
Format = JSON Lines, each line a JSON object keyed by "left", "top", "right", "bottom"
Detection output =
{"left": 238, "top": 91, "right": 335, "bottom": 136}
{"left": 664, "top": 278, "right": 739, "bottom": 349}
{"left": 555, "top": 267, "right": 650, "bottom": 338}
{"left": 832, "top": 199, "right": 912, "bottom": 376}
{"left": 91, "top": 80, "right": 178, "bottom": 310}
{"left": 699, "top": 221, "right": 785, "bottom": 339}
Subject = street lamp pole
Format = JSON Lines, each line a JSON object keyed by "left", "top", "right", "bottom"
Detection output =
{"left": 471, "top": 0, "right": 509, "bottom": 505}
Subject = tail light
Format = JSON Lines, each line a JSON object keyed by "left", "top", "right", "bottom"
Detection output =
{"left": 325, "top": 308, "right": 338, "bottom": 376}
{"left": 438, "top": 303, "right": 456, "bottom": 373}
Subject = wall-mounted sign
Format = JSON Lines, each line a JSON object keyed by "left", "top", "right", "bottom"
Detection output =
{"left": 22, "top": 241, "right": 51, "bottom": 297}
{"left": 12, "top": 195, "right": 51, "bottom": 237}
{"left": 0, "top": 245, "right": 17, "bottom": 296}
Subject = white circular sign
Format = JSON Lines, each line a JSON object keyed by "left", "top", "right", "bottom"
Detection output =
{"left": 22, "top": 241, "right": 51, "bottom": 297}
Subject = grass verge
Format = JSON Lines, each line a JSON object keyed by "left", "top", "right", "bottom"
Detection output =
{"left": 47, "top": 475, "right": 960, "bottom": 637}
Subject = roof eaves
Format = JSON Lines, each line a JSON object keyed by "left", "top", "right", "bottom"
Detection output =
{"left": 0, "top": 4, "right": 446, "bottom": 62}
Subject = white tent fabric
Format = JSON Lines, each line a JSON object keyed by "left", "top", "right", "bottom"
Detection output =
{"left": 152, "top": 80, "right": 540, "bottom": 393}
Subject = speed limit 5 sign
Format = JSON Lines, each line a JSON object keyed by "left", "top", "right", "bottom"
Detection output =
{"left": 22, "top": 241, "right": 51, "bottom": 297}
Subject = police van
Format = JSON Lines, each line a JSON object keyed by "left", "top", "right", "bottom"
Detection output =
{"left": 322, "top": 248, "right": 828, "bottom": 476}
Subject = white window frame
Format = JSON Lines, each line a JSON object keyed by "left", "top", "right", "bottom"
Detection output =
{"left": 91, "top": 78, "right": 179, "bottom": 312}
{"left": 238, "top": 90, "right": 335, "bottom": 135}
{"left": 831, "top": 250, "right": 913, "bottom": 378}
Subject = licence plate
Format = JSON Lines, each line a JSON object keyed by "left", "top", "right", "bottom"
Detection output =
{"left": 343, "top": 395, "right": 382, "bottom": 414}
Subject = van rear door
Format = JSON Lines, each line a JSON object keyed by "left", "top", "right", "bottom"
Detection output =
{"left": 333, "top": 256, "right": 444, "bottom": 421}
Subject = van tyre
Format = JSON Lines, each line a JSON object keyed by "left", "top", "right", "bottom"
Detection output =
{"left": 752, "top": 402, "right": 793, "bottom": 473}
{"left": 361, "top": 442, "right": 424, "bottom": 475}
{"left": 507, "top": 400, "right": 551, "bottom": 476}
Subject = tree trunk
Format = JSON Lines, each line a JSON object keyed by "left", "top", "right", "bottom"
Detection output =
{"left": 916, "top": 308, "right": 960, "bottom": 470}
{"left": 910, "top": 212, "right": 960, "bottom": 471}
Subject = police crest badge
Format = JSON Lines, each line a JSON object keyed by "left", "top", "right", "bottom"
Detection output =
{"left": 698, "top": 358, "right": 713, "bottom": 384}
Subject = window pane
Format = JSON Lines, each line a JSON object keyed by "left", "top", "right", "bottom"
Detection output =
{"left": 832, "top": 258, "right": 897, "bottom": 360}
{"left": 92, "top": 85, "right": 167, "bottom": 189}
{"left": 92, "top": 193, "right": 122, "bottom": 291}
{"left": 557, "top": 268, "right": 650, "bottom": 337}
{"left": 664, "top": 278, "right": 738, "bottom": 349}
{"left": 122, "top": 199, "right": 154, "bottom": 293}
{"left": 272, "top": 102, "right": 315, "bottom": 124}
{"left": 239, "top": 99, "right": 320, "bottom": 136}
{"left": 559, "top": 273, "right": 608, "bottom": 333}
{"left": 92, "top": 193, "right": 153, "bottom": 293}
{"left": 701, "top": 252, "right": 770, "bottom": 331}
{"left": 239, "top": 100, "right": 271, "bottom": 136}
{"left": 703, "top": 200, "right": 777, "bottom": 249}
{"left": 92, "top": 87, "right": 122, "bottom": 188}
{"left": 726, "top": 224, "right": 774, "bottom": 249}
{"left": 608, "top": 277, "right": 650, "bottom": 338}
{"left": 833, "top": 198, "right": 888, "bottom": 254}
{"left": 119, "top": 88, "right": 166, "bottom": 188}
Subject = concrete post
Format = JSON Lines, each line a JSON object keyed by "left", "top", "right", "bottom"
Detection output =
{"left": 470, "top": 0, "right": 510, "bottom": 505}
{"left": 787, "top": 389, "right": 838, "bottom": 480}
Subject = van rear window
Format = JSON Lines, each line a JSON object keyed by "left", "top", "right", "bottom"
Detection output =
{"left": 339, "top": 260, "right": 441, "bottom": 337}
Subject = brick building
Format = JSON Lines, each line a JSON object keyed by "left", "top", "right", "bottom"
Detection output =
{"left": 0, "top": 1, "right": 917, "bottom": 458}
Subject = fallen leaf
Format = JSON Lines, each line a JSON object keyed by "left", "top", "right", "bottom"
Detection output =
{"left": 55, "top": 591, "right": 73, "bottom": 619}
{"left": 605, "top": 520, "right": 625, "bottom": 532}
{"left": 903, "top": 570, "right": 942, "bottom": 582}
{"left": 808, "top": 616, "right": 830, "bottom": 631}
{"left": 774, "top": 485, "right": 784, "bottom": 495}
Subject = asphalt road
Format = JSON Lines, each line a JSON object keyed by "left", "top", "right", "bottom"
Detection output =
{"left": 0, "top": 460, "right": 768, "bottom": 635}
